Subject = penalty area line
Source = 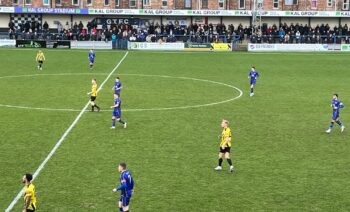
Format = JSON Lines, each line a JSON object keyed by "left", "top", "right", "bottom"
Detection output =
{"left": 5, "top": 51, "right": 129, "bottom": 212}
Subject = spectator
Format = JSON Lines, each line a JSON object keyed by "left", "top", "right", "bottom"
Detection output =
{"left": 112, "top": 33, "right": 117, "bottom": 49}
{"left": 8, "top": 21, "right": 14, "bottom": 30}
{"left": 78, "top": 21, "right": 84, "bottom": 31}
{"left": 43, "top": 21, "right": 49, "bottom": 32}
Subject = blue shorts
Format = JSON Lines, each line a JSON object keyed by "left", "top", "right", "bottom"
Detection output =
{"left": 250, "top": 79, "right": 257, "bottom": 85}
{"left": 113, "top": 109, "right": 121, "bottom": 118}
{"left": 114, "top": 91, "right": 120, "bottom": 95}
{"left": 332, "top": 111, "right": 339, "bottom": 120}
{"left": 120, "top": 193, "right": 132, "bottom": 207}
{"left": 89, "top": 59, "right": 94, "bottom": 63}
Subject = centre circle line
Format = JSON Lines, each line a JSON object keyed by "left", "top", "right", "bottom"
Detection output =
{"left": 0, "top": 73, "right": 243, "bottom": 112}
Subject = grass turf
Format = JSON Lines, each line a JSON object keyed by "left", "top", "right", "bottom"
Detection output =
{"left": 1, "top": 49, "right": 350, "bottom": 211}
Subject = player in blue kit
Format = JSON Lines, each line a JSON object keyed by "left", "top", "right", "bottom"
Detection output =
{"left": 88, "top": 49, "right": 96, "bottom": 69}
{"left": 111, "top": 93, "right": 127, "bottom": 129}
{"left": 248, "top": 66, "right": 260, "bottom": 97}
{"left": 326, "top": 94, "right": 345, "bottom": 133}
{"left": 112, "top": 77, "right": 123, "bottom": 96}
{"left": 112, "top": 162, "right": 134, "bottom": 212}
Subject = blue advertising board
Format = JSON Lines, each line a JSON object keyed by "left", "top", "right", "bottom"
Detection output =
{"left": 15, "top": 7, "right": 88, "bottom": 14}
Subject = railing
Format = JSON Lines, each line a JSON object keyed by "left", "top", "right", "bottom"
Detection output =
{"left": 1, "top": 32, "right": 242, "bottom": 50}
{"left": 249, "top": 34, "right": 350, "bottom": 44}
{"left": 2, "top": 31, "right": 241, "bottom": 43}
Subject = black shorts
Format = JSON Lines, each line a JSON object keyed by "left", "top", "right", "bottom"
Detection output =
{"left": 38, "top": 60, "right": 43, "bottom": 64}
{"left": 219, "top": 147, "right": 231, "bottom": 153}
{"left": 90, "top": 96, "right": 96, "bottom": 101}
{"left": 27, "top": 204, "right": 36, "bottom": 212}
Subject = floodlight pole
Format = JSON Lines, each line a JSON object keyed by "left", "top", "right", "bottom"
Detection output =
{"left": 252, "top": 0, "right": 263, "bottom": 35}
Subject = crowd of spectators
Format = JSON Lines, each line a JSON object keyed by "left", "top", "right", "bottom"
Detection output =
{"left": 6, "top": 19, "right": 350, "bottom": 44}
{"left": 251, "top": 23, "right": 350, "bottom": 44}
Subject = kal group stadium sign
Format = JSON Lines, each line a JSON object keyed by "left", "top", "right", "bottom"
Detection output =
{"left": 14, "top": 7, "right": 88, "bottom": 14}
{"left": 3, "top": 7, "right": 350, "bottom": 17}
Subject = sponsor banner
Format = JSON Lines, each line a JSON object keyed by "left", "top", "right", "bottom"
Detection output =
{"left": 15, "top": 7, "right": 88, "bottom": 14}
{"left": 259, "top": 10, "right": 350, "bottom": 17}
{"left": 16, "top": 40, "right": 46, "bottom": 48}
{"left": 0, "top": 7, "right": 348, "bottom": 17}
{"left": 0, "top": 7, "right": 15, "bottom": 13}
{"left": 95, "top": 18, "right": 140, "bottom": 26}
{"left": 89, "top": 9, "right": 251, "bottom": 16}
{"left": 325, "top": 44, "right": 341, "bottom": 51}
{"left": 164, "top": 17, "right": 188, "bottom": 26}
{"left": 210, "top": 43, "right": 232, "bottom": 51}
{"left": 128, "top": 42, "right": 184, "bottom": 50}
{"left": 70, "top": 41, "right": 112, "bottom": 49}
{"left": 185, "top": 43, "right": 211, "bottom": 51}
{"left": 248, "top": 43, "right": 330, "bottom": 52}
{"left": 89, "top": 9, "right": 140, "bottom": 15}
{"left": 341, "top": 44, "right": 350, "bottom": 52}
{"left": 87, "top": 9, "right": 350, "bottom": 17}
{"left": 0, "top": 39, "right": 16, "bottom": 47}
{"left": 53, "top": 41, "right": 71, "bottom": 49}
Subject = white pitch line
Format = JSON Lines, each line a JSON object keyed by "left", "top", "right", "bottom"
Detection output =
{"left": 0, "top": 74, "right": 243, "bottom": 112}
{"left": 4, "top": 51, "right": 129, "bottom": 212}
{"left": 2, "top": 48, "right": 349, "bottom": 56}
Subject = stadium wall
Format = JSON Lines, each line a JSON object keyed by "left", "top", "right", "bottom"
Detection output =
{"left": 0, "top": 14, "right": 9, "bottom": 28}
{"left": 1, "top": 12, "right": 349, "bottom": 29}
{"left": 41, "top": 14, "right": 70, "bottom": 29}
{"left": 280, "top": 17, "right": 309, "bottom": 25}
{"left": 310, "top": 17, "right": 339, "bottom": 27}
{"left": 222, "top": 17, "right": 250, "bottom": 26}
{"left": 341, "top": 18, "right": 350, "bottom": 25}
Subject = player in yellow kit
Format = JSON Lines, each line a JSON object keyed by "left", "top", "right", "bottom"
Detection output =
{"left": 36, "top": 50, "right": 45, "bottom": 71}
{"left": 214, "top": 119, "right": 234, "bottom": 172}
{"left": 87, "top": 78, "right": 100, "bottom": 112}
{"left": 22, "top": 173, "right": 37, "bottom": 212}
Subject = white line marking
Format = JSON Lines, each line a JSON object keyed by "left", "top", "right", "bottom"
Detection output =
{"left": 4, "top": 51, "right": 129, "bottom": 212}
{"left": 0, "top": 73, "right": 243, "bottom": 112}
{"left": 1, "top": 48, "right": 349, "bottom": 55}
{"left": 0, "top": 73, "right": 108, "bottom": 80}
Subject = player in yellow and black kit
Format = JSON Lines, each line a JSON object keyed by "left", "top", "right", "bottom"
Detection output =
{"left": 87, "top": 78, "right": 100, "bottom": 112}
{"left": 36, "top": 50, "right": 45, "bottom": 71}
{"left": 22, "top": 173, "right": 37, "bottom": 212}
{"left": 215, "top": 119, "right": 235, "bottom": 172}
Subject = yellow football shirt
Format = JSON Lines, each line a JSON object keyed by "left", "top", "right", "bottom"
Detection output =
{"left": 36, "top": 52, "right": 45, "bottom": 61}
{"left": 91, "top": 84, "right": 98, "bottom": 97}
{"left": 24, "top": 183, "right": 37, "bottom": 210}
{"left": 220, "top": 127, "right": 232, "bottom": 147}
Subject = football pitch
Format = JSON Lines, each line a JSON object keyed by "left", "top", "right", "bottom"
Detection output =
{"left": 1, "top": 49, "right": 350, "bottom": 211}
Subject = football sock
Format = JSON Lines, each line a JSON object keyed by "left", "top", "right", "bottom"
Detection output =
{"left": 336, "top": 120, "right": 343, "bottom": 126}
{"left": 119, "top": 120, "right": 125, "bottom": 124}
{"left": 251, "top": 88, "right": 253, "bottom": 93}
{"left": 95, "top": 105, "right": 100, "bottom": 110}
{"left": 329, "top": 122, "right": 334, "bottom": 129}
{"left": 91, "top": 105, "right": 94, "bottom": 111}
{"left": 227, "top": 158, "right": 233, "bottom": 166}
{"left": 112, "top": 119, "right": 116, "bottom": 127}
{"left": 119, "top": 208, "right": 123, "bottom": 212}
{"left": 218, "top": 158, "right": 223, "bottom": 166}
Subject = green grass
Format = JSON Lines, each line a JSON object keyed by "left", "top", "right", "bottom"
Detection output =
{"left": 1, "top": 49, "right": 350, "bottom": 211}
